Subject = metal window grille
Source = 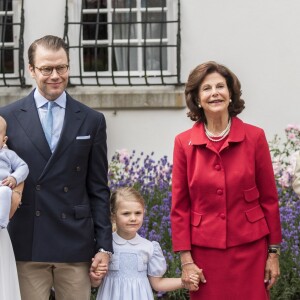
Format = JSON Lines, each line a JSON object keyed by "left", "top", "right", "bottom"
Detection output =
{"left": 64, "top": 0, "right": 181, "bottom": 86}
{"left": 0, "top": 0, "right": 26, "bottom": 87}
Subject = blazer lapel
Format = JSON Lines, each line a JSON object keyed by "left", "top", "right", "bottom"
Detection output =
{"left": 13, "top": 93, "right": 52, "bottom": 161}
{"left": 40, "top": 96, "right": 87, "bottom": 176}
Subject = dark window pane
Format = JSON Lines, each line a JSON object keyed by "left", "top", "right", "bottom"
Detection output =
{"left": 0, "top": 0, "right": 12, "bottom": 11}
{"left": 112, "top": 0, "right": 136, "bottom": 8}
{"left": 82, "top": 0, "right": 107, "bottom": 9}
{"left": 141, "top": 0, "right": 166, "bottom": 8}
{"left": 142, "top": 12, "right": 166, "bottom": 39}
{"left": 0, "top": 48, "right": 14, "bottom": 73}
{"left": 83, "top": 46, "right": 108, "bottom": 71}
{"left": 112, "top": 46, "right": 138, "bottom": 71}
{"left": 82, "top": 13, "right": 107, "bottom": 40}
{"left": 0, "top": 16, "right": 13, "bottom": 42}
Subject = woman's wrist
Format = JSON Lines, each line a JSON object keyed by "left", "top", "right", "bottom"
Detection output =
{"left": 181, "top": 261, "right": 194, "bottom": 267}
{"left": 180, "top": 250, "right": 193, "bottom": 264}
{"left": 13, "top": 189, "right": 22, "bottom": 197}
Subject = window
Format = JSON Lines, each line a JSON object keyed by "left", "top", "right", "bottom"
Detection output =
{"left": 64, "top": 0, "right": 181, "bottom": 86}
{"left": 0, "top": 0, "right": 25, "bottom": 87}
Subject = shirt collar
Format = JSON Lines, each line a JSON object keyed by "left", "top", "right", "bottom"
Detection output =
{"left": 34, "top": 88, "right": 67, "bottom": 109}
{"left": 113, "top": 231, "right": 143, "bottom": 245}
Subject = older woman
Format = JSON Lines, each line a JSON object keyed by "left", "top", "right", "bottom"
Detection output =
{"left": 171, "top": 61, "right": 282, "bottom": 300}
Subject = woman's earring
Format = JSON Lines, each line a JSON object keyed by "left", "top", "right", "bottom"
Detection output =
{"left": 198, "top": 103, "right": 202, "bottom": 108}
{"left": 229, "top": 99, "right": 232, "bottom": 103}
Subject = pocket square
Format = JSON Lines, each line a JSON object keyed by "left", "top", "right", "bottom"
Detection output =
{"left": 76, "top": 135, "right": 91, "bottom": 140}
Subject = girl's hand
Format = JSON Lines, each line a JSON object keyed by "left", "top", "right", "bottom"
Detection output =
{"left": 95, "top": 263, "right": 108, "bottom": 276}
{"left": 181, "top": 263, "right": 206, "bottom": 291}
{"left": 188, "top": 273, "right": 201, "bottom": 289}
{"left": 89, "top": 259, "right": 108, "bottom": 287}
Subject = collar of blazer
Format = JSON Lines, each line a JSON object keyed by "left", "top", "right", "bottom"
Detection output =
{"left": 189, "top": 117, "right": 245, "bottom": 146}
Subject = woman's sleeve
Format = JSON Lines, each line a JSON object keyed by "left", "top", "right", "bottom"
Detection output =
{"left": 171, "top": 135, "right": 191, "bottom": 251}
{"left": 255, "top": 130, "right": 282, "bottom": 244}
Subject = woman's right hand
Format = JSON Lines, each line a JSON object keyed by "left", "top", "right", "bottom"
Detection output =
{"left": 181, "top": 251, "right": 206, "bottom": 291}
{"left": 9, "top": 181, "right": 24, "bottom": 219}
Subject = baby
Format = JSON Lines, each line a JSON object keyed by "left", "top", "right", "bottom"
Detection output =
{"left": 0, "top": 116, "right": 29, "bottom": 228}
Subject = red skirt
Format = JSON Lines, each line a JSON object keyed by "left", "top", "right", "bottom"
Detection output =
{"left": 190, "top": 238, "right": 270, "bottom": 300}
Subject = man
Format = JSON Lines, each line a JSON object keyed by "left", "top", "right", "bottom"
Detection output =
{"left": 0, "top": 35, "right": 113, "bottom": 300}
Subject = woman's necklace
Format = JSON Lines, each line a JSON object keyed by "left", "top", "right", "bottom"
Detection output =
{"left": 204, "top": 118, "right": 231, "bottom": 142}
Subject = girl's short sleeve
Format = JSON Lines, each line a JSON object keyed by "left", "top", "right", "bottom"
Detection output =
{"left": 147, "top": 241, "right": 167, "bottom": 277}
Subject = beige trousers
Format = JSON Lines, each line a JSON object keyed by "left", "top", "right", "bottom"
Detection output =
{"left": 16, "top": 261, "right": 91, "bottom": 300}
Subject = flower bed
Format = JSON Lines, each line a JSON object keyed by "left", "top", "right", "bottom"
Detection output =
{"left": 92, "top": 124, "right": 300, "bottom": 299}
{"left": 269, "top": 125, "right": 300, "bottom": 300}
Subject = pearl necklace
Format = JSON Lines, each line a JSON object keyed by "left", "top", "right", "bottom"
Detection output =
{"left": 204, "top": 119, "right": 231, "bottom": 142}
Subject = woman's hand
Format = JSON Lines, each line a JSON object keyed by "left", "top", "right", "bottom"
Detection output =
{"left": 180, "top": 251, "right": 206, "bottom": 291}
{"left": 9, "top": 182, "right": 24, "bottom": 219}
{"left": 264, "top": 253, "right": 280, "bottom": 290}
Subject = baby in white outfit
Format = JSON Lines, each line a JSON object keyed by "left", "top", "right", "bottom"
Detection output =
{"left": 0, "top": 116, "right": 29, "bottom": 229}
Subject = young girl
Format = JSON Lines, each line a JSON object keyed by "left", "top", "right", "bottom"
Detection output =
{"left": 90, "top": 187, "right": 200, "bottom": 299}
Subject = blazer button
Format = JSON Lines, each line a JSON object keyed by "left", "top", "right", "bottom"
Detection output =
{"left": 76, "top": 166, "right": 81, "bottom": 172}
{"left": 61, "top": 213, "right": 67, "bottom": 219}
{"left": 216, "top": 189, "right": 223, "bottom": 195}
{"left": 36, "top": 185, "right": 41, "bottom": 191}
{"left": 220, "top": 213, "right": 226, "bottom": 220}
{"left": 35, "top": 210, "right": 41, "bottom": 217}
{"left": 63, "top": 187, "right": 69, "bottom": 193}
{"left": 215, "top": 164, "right": 221, "bottom": 171}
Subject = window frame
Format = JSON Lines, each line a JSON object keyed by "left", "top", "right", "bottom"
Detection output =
{"left": 0, "top": 0, "right": 26, "bottom": 87}
{"left": 64, "top": 0, "right": 181, "bottom": 86}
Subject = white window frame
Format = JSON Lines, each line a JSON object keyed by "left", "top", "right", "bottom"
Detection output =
{"left": 66, "top": 0, "right": 179, "bottom": 86}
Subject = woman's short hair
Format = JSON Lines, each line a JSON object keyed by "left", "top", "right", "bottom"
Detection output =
{"left": 185, "top": 61, "right": 245, "bottom": 122}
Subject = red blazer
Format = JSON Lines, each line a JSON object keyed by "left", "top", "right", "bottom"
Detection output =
{"left": 171, "top": 117, "right": 282, "bottom": 251}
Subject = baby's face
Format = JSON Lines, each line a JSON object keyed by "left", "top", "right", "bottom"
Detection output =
{"left": 0, "top": 129, "right": 7, "bottom": 149}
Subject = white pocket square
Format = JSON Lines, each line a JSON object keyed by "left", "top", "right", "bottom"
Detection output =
{"left": 76, "top": 135, "right": 91, "bottom": 140}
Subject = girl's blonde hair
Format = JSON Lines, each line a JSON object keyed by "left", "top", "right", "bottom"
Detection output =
{"left": 110, "top": 187, "right": 145, "bottom": 215}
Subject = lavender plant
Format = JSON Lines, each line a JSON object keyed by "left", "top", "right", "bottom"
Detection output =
{"left": 269, "top": 125, "right": 300, "bottom": 300}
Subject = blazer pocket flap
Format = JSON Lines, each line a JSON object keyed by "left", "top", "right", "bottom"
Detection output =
{"left": 74, "top": 205, "right": 91, "bottom": 219}
{"left": 243, "top": 186, "right": 259, "bottom": 202}
{"left": 245, "top": 205, "right": 265, "bottom": 223}
{"left": 191, "top": 211, "right": 202, "bottom": 227}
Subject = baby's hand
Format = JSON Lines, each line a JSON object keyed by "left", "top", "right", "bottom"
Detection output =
{"left": 2, "top": 176, "right": 17, "bottom": 189}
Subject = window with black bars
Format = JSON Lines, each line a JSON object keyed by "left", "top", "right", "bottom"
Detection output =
{"left": 64, "top": 0, "right": 181, "bottom": 86}
{"left": 0, "top": 0, "right": 25, "bottom": 87}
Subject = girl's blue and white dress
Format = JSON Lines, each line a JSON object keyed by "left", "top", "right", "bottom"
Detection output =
{"left": 96, "top": 232, "right": 167, "bottom": 300}
{"left": 0, "top": 228, "right": 21, "bottom": 300}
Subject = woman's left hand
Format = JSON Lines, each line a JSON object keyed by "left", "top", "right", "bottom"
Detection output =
{"left": 264, "top": 253, "right": 280, "bottom": 290}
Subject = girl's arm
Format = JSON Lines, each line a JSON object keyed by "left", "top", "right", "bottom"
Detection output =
{"left": 9, "top": 181, "right": 24, "bottom": 219}
{"left": 148, "top": 273, "right": 200, "bottom": 292}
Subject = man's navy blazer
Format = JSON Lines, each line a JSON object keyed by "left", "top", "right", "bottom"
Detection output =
{"left": 0, "top": 89, "right": 113, "bottom": 262}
